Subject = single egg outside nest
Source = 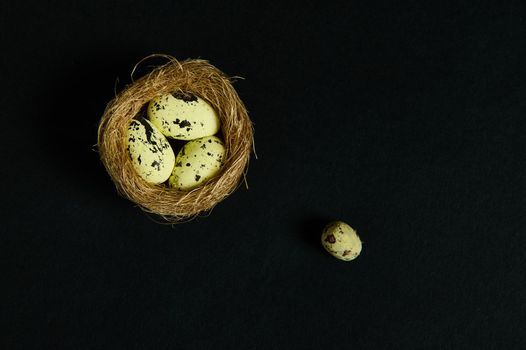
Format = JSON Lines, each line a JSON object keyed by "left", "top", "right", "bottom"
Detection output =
{"left": 321, "top": 221, "right": 362, "bottom": 261}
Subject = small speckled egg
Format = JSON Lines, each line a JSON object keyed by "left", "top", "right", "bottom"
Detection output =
{"left": 169, "top": 135, "right": 225, "bottom": 191}
{"left": 321, "top": 221, "right": 362, "bottom": 261}
{"left": 147, "top": 92, "right": 220, "bottom": 140}
{"left": 127, "top": 118, "right": 175, "bottom": 184}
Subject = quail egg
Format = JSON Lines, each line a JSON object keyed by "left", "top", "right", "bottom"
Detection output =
{"left": 169, "top": 135, "right": 225, "bottom": 190}
{"left": 321, "top": 221, "right": 362, "bottom": 261}
{"left": 147, "top": 92, "right": 220, "bottom": 140}
{"left": 126, "top": 118, "right": 175, "bottom": 184}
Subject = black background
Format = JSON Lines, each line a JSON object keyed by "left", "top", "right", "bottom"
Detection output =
{"left": 2, "top": 1, "right": 525, "bottom": 349}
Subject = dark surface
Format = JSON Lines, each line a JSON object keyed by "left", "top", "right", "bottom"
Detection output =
{"left": 2, "top": 1, "right": 525, "bottom": 349}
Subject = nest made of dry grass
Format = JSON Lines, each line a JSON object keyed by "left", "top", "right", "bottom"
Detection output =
{"left": 97, "top": 55, "right": 254, "bottom": 221}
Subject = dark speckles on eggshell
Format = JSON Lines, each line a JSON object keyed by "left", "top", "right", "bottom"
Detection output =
{"left": 138, "top": 117, "right": 156, "bottom": 144}
{"left": 179, "top": 120, "right": 192, "bottom": 128}
{"left": 151, "top": 160, "right": 161, "bottom": 171}
{"left": 324, "top": 234, "right": 336, "bottom": 244}
{"left": 129, "top": 120, "right": 140, "bottom": 128}
{"left": 195, "top": 175, "right": 201, "bottom": 182}
{"left": 172, "top": 91, "right": 198, "bottom": 102}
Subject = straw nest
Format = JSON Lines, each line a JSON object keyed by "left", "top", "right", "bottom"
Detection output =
{"left": 97, "top": 56, "right": 254, "bottom": 221}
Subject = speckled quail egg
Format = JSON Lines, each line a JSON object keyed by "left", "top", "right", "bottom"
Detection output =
{"left": 169, "top": 135, "right": 225, "bottom": 191}
{"left": 321, "top": 221, "right": 362, "bottom": 261}
{"left": 147, "top": 92, "right": 220, "bottom": 140}
{"left": 127, "top": 118, "right": 175, "bottom": 184}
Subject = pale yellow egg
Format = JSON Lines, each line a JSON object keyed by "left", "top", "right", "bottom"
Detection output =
{"left": 147, "top": 92, "right": 220, "bottom": 140}
{"left": 126, "top": 118, "right": 175, "bottom": 184}
{"left": 321, "top": 221, "right": 362, "bottom": 261}
{"left": 169, "top": 136, "right": 225, "bottom": 191}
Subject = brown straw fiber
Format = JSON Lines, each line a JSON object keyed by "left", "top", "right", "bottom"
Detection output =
{"left": 97, "top": 55, "right": 254, "bottom": 221}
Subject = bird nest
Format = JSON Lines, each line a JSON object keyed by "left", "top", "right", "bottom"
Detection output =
{"left": 97, "top": 56, "right": 254, "bottom": 221}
